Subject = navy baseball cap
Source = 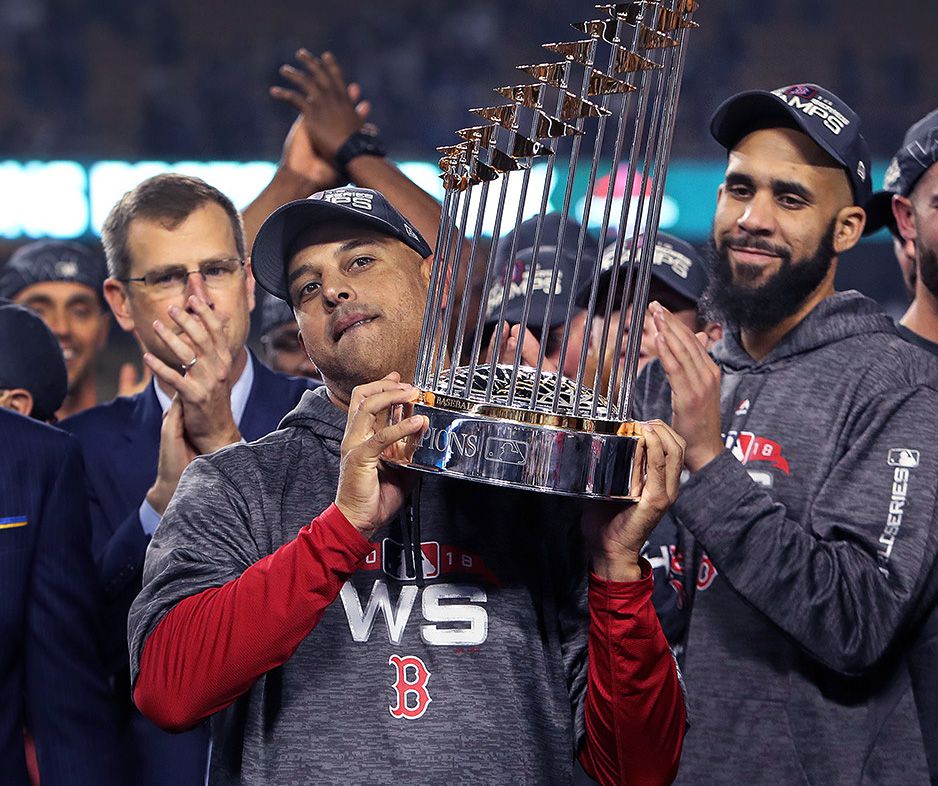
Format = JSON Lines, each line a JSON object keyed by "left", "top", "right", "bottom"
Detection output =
{"left": 587, "top": 232, "right": 708, "bottom": 309}
{"left": 710, "top": 83, "right": 872, "bottom": 206}
{"left": 0, "top": 300, "right": 68, "bottom": 421}
{"left": 865, "top": 109, "right": 938, "bottom": 235}
{"left": 258, "top": 292, "right": 297, "bottom": 337}
{"left": 0, "top": 240, "right": 107, "bottom": 306}
{"left": 252, "top": 187, "right": 433, "bottom": 302}
{"left": 484, "top": 213, "right": 598, "bottom": 333}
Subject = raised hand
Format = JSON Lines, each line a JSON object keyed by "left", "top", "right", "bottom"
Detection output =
{"left": 143, "top": 294, "right": 242, "bottom": 455}
{"left": 278, "top": 115, "right": 343, "bottom": 191}
{"left": 145, "top": 396, "right": 199, "bottom": 515}
{"left": 271, "top": 50, "right": 373, "bottom": 166}
{"left": 335, "top": 373, "right": 428, "bottom": 539}
{"left": 484, "top": 321, "right": 558, "bottom": 372}
{"left": 581, "top": 420, "right": 686, "bottom": 581}
{"left": 650, "top": 301, "right": 724, "bottom": 472}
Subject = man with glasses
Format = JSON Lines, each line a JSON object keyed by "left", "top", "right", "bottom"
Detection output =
{"left": 60, "top": 174, "right": 314, "bottom": 786}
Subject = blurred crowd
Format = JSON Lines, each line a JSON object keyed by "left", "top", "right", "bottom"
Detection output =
{"left": 0, "top": 0, "right": 934, "bottom": 160}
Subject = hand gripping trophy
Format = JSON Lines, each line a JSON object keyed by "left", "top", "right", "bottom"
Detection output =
{"left": 393, "top": 1, "right": 699, "bottom": 499}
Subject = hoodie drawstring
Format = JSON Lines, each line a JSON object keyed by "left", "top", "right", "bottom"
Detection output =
{"left": 401, "top": 477, "right": 424, "bottom": 587}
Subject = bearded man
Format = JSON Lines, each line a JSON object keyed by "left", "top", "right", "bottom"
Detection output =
{"left": 634, "top": 84, "right": 938, "bottom": 784}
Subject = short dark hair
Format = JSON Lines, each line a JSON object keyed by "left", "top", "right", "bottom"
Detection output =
{"left": 101, "top": 174, "right": 245, "bottom": 280}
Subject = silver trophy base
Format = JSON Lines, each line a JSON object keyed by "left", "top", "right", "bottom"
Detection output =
{"left": 391, "top": 397, "right": 644, "bottom": 500}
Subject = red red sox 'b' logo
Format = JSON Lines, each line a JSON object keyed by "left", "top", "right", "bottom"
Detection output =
{"left": 388, "top": 655, "right": 432, "bottom": 720}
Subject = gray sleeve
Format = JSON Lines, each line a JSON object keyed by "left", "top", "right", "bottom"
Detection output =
{"left": 127, "top": 455, "right": 259, "bottom": 686}
{"left": 674, "top": 386, "right": 938, "bottom": 675}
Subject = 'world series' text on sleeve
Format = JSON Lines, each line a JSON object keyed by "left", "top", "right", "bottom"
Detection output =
{"left": 631, "top": 292, "right": 938, "bottom": 784}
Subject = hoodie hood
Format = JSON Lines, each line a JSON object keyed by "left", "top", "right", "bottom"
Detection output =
{"left": 711, "top": 291, "right": 897, "bottom": 374}
{"left": 279, "top": 386, "right": 346, "bottom": 448}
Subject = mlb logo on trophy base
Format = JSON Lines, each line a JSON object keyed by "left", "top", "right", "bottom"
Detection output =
{"left": 485, "top": 438, "right": 528, "bottom": 466}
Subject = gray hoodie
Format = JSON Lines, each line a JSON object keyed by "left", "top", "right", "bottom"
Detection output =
{"left": 129, "top": 386, "right": 596, "bottom": 785}
{"left": 634, "top": 291, "right": 938, "bottom": 785}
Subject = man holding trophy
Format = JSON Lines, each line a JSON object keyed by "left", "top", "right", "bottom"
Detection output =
{"left": 128, "top": 186, "right": 687, "bottom": 785}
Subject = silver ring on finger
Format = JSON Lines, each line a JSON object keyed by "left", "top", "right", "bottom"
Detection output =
{"left": 181, "top": 357, "right": 198, "bottom": 371}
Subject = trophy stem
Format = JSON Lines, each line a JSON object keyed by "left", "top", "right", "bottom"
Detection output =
{"left": 463, "top": 168, "right": 515, "bottom": 396}
{"left": 525, "top": 38, "right": 599, "bottom": 412}
{"left": 429, "top": 172, "right": 476, "bottom": 391}
{"left": 573, "top": 11, "right": 652, "bottom": 419}
{"left": 601, "top": 35, "right": 661, "bottom": 412}
{"left": 619, "top": 17, "right": 692, "bottom": 416}
{"left": 559, "top": 12, "right": 641, "bottom": 417}
{"left": 446, "top": 180, "right": 492, "bottom": 395}
{"left": 484, "top": 88, "right": 552, "bottom": 405}
{"left": 415, "top": 183, "right": 459, "bottom": 387}
{"left": 502, "top": 85, "right": 568, "bottom": 408}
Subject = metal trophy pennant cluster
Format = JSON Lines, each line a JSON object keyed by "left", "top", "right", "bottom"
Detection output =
{"left": 396, "top": 0, "right": 699, "bottom": 499}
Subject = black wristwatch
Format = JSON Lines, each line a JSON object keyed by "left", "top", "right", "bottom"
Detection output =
{"left": 335, "top": 130, "right": 388, "bottom": 182}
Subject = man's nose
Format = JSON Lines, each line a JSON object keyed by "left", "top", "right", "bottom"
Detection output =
{"left": 45, "top": 308, "right": 69, "bottom": 338}
{"left": 737, "top": 192, "right": 775, "bottom": 235}
{"left": 184, "top": 271, "right": 214, "bottom": 309}
{"left": 322, "top": 282, "right": 354, "bottom": 307}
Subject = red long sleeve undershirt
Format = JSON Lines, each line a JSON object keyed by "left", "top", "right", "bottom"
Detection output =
{"left": 134, "top": 505, "right": 685, "bottom": 785}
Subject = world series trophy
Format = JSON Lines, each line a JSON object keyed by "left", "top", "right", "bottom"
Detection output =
{"left": 394, "top": 1, "right": 699, "bottom": 499}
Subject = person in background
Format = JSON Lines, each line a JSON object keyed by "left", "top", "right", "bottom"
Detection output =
{"left": 242, "top": 49, "right": 447, "bottom": 255}
{"left": 0, "top": 302, "right": 125, "bottom": 786}
{"left": 60, "top": 47, "right": 460, "bottom": 784}
{"left": 0, "top": 300, "right": 68, "bottom": 422}
{"left": 865, "top": 107, "right": 938, "bottom": 785}
{"left": 60, "top": 174, "right": 315, "bottom": 786}
{"left": 482, "top": 212, "right": 597, "bottom": 376}
{"left": 583, "top": 232, "right": 722, "bottom": 391}
{"left": 257, "top": 293, "right": 319, "bottom": 379}
{"left": 0, "top": 241, "right": 122, "bottom": 419}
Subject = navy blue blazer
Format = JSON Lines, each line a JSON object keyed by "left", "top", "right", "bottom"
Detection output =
{"left": 61, "top": 354, "right": 313, "bottom": 786}
{"left": 0, "top": 409, "right": 124, "bottom": 786}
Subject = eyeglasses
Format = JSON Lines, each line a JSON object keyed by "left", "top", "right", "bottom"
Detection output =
{"left": 118, "top": 258, "right": 245, "bottom": 296}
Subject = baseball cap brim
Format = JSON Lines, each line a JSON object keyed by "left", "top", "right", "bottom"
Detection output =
{"left": 710, "top": 90, "right": 857, "bottom": 195}
{"left": 862, "top": 191, "right": 896, "bottom": 236}
{"left": 251, "top": 199, "right": 432, "bottom": 302}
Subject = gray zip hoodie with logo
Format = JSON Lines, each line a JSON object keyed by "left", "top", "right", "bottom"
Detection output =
{"left": 634, "top": 290, "right": 938, "bottom": 785}
{"left": 129, "top": 386, "right": 600, "bottom": 785}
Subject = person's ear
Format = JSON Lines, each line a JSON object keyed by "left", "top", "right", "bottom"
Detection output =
{"left": 103, "top": 278, "right": 135, "bottom": 332}
{"left": 420, "top": 254, "right": 435, "bottom": 286}
{"left": 892, "top": 194, "right": 917, "bottom": 244}
{"left": 702, "top": 320, "right": 724, "bottom": 348}
{"left": 832, "top": 205, "right": 866, "bottom": 255}
{"left": 0, "top": 388, "right": 34, "bottom": 418}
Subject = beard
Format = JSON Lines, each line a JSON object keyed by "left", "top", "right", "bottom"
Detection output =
{"left": 703, "top": 219, "right": 837, "bottom": 331}
{"left": 915, "top": 239, "right": 938, "bottom": 301}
